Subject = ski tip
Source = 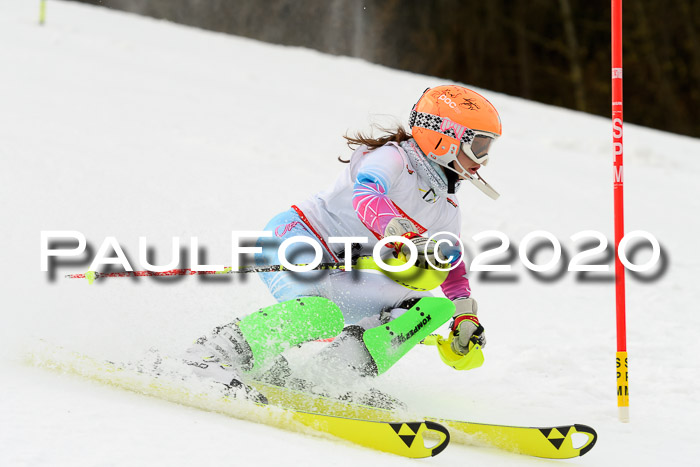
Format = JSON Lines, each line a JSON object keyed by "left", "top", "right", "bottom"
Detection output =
{"left": 573, "top": 424, "right": 598, "bottom": 456}
{"left": 423, "top": 420, "right": 450, "bottom": 457}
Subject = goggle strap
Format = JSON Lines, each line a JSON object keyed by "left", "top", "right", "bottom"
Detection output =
{"left": 409, "top": 110, "right": 475, "bottom": 145}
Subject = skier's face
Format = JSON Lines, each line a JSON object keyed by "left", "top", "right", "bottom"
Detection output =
{"left": 455, "top": 148, "right": 482, "bottom": 179}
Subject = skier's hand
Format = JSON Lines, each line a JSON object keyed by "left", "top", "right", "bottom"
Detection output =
{"left": 384, "top": 217, "right": 417, "bottom": 237}
{"left": 393, "top": 232, "right": 460, "bottom": 269}
{"left": 450, "top": 297, "right": 486, "bottom": 355}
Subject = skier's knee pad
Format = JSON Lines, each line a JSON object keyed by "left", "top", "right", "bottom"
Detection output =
{"left": 238, "top": 296, "right": 345, "bottom": 371}
{"left": 362, "top": 297, "right": 455, "bottom": 375}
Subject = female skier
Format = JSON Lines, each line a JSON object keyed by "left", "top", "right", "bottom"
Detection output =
{"left": 185, "top": 85, "right": 502, "bottom": 402}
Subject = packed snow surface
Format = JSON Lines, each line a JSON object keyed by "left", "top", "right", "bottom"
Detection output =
{"left": 2, "top": 0, "right": 700, "bottom": 465}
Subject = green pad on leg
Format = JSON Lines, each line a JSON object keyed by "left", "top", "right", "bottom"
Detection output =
{"left": 238, "top": 297, "right": 345, "bottom": 371}
{"left": 363, "top": 297, "right": 455, "bottom": 375}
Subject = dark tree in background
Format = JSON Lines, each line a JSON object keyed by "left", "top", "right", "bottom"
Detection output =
{"left": 74, "top": 0, "right": 700, "bottom": 138}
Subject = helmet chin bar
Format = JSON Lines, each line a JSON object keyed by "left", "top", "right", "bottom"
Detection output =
{"left": 448, "top": 160, "right": 500, "bottom": 200}
{"left": 467, "top": 170, "right": 500, "bottom": 200}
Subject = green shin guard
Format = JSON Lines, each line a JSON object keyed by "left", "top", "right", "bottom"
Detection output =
{"left": 237, "top": 297, "right": 345, "bottom": 372}
{"left": 363, "top": 297, "right": 455, "bottom": 375}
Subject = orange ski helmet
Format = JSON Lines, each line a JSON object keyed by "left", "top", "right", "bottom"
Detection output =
{"left": 409, "top": 85, "right": 502, "bottom": 170}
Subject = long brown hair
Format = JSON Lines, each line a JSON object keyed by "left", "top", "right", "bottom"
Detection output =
{"left": 338, "top": 124, "right": 412, "bottom": 163}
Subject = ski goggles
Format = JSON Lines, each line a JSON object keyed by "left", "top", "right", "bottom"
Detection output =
{"left": 409, "top": 110, "right": 498, "bottom": 165}
{"left": 461, "top": 131, "right": 497, "bottom": 166}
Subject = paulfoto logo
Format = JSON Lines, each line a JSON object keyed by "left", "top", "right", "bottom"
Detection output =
{"left": 40, "top": 229, "right": 665, "bottom": 283}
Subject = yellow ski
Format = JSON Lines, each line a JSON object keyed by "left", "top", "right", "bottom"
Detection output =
{"left": 252, "top": 380, "right": 597, "bottom": 459}
{"left": 28, "top": 344, "right": 596, "bottom": 459}
{"left": 27, "top": 347, "right": 449, "bottom": 458}
{"left": 429, "top": 418, "right": 597, "bottom": 459}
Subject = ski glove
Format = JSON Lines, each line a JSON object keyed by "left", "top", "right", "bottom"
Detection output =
{"left": 384, "top": 217, "right": 417, "bottom": 238}
{"left": 450, "top": 297, "right": 486, "bottom": 356}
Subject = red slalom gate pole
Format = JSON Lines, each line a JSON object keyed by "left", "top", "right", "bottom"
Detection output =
{"left": 611, "top": 0, "right": 629, "bottom": 423}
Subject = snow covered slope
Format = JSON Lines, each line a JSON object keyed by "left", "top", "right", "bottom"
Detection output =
{"left": 2, "top": 0, "right": 700, "bottom": 465}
